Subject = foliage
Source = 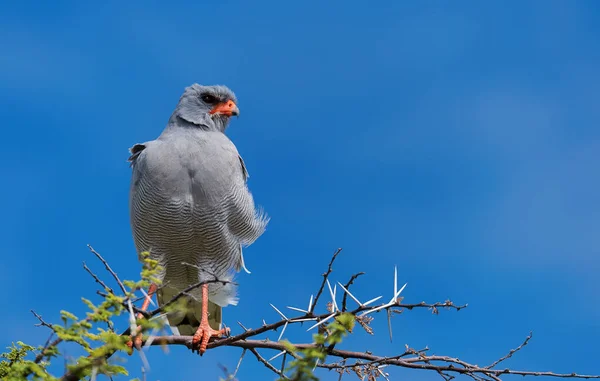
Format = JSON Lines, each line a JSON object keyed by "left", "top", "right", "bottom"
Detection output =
{"left": 0, "top": 252, "right": 167, "bottom": 381}
{"left": 0, "top": 251, "right": 337, "bottom": 381}
{"left": 0, "top": 342, "right": 53, "bottom": 381}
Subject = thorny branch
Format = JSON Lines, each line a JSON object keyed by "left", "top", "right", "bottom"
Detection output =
{"left": 135, "top": 336, "right": 600, "bottom": 379}
{"left": 39, "top": 247, "right": 600, "bottom": 381}
{"left": 249, "top": 348, "right": 288, "bottom": 379}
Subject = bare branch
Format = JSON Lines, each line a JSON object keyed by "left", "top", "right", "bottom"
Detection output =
{"left": 249, "top": 348, "right": 288, "bottom": 379}
{"left": 341, "top": 272, "right": 365, "bottom": 312}
{"left": 82, "top": 261, "right": 114, "bottom": 294}
{"left": 487, "top": 332, "right": 533, "bottom": 369}
{"left": 30, "top": 310, "right": 54, "bottom": 330}
{"left": 87, "top": 245, "right": 128, "bottom": 295}
{"left": 310, "top": 248, "right": 342, "bottom": 313}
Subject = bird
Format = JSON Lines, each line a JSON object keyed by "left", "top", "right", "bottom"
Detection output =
{"left": 127, "top": 83, "right": 268, "bottom": 355}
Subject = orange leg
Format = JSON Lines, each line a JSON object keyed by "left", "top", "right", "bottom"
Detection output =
{"left": 126, "top": 283, "right": 158, "bottom": 354}
{"left": 191, "top": 283, "right": 230, "bottom": 355}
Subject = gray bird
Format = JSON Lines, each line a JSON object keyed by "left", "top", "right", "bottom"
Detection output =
{"left": 128, "top": 84, "right": 268, "bottom": 354}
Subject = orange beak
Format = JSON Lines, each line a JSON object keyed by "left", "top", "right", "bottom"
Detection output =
{"left": 209, "top": 100, "right": 239, "bottom": 117}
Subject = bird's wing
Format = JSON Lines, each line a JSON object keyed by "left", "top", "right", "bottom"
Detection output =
{"left": 217, "top": 138, "right": 268, "bottom": 241}
{"left": 128, "top": 143, "right": 147, "bottom": 166}
{"left": 238, "top": 154, "right": 249, "bottom": 181}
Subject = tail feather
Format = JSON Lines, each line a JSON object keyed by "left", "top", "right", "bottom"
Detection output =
{"left": 156, "top": 285, "right": 222, "bottom": 335}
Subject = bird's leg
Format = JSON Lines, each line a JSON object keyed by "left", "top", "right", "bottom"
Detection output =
{"left": 126, "top": 283, "right": 158, "bottom": 354}
{"left": 191, "top": 283, "right": 230, "bottom": 355}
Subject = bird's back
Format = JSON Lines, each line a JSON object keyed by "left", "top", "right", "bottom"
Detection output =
{"left": 129, "top": 128, "right": 267, "bottom": 307}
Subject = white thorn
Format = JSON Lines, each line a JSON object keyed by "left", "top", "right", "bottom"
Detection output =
{"left": 377, "top": 367, "right": 390, "bottom": 381}
{"left": 326, "top": 280, "right": 338, "bottom": 311}
{"left": 138, "top": 348, "right": 150, "bottom": 372}
{"left": 392, "top": 283, "right": 407, "bottom": 302}
{"left": 278, "top": 321, "right": 288, "bottom": 342}
{"left": 140, "top": 288, "right": 156, "bottom": 307}
{"left": 333, "top": 285, "right": 338, "bottom": 306}
{"left": 307, "top": 313, "right": 336, "bottom": 331}
{"left": 168, "top": 324, "right": 179, "bottom": 336}
{"left": 91, "top": 367, "right": 98, "bottom": 381}
{"left": 127, "top": 300, "right": 137, "bottom": 335}
{"left": 337, "top": 282, "right": 362, "bottom": 307}
{"left": 307, "top": 294, "right": 314, "bottom": 312}
{"left": 394, "top": 266, "right": 398, "bottom": 300}
{"left": 363, "top": 296, "right": 383, "bottom": 306}
{"left": 143, "top": 328, "right": 159, "bottom": 349}
{"left": 286, "top": 306, "right": 309, "bottom": 314}
{"left": 270, "top": 303, "right": 289, "bottom": 321}
{"left": 313, "top": 358, "right": 319, "bottom": 371}
{"left": 234, "top": 349, "right": 246, "bottom": 377}
{"left": 149, "top": 312, "right": 167, "bottom": 321}
{"left": 269, "top": 350, "right": 286, "bottom": 362}
{"left": 359, "top": 302, "right": 392, "bottom": 317}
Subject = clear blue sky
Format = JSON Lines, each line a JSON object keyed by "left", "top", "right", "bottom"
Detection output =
{"left": 1, "top": 1, "right": 599, "bottom": 380}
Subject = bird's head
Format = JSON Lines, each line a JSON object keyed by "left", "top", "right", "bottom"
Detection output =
{"left": 171, "top": 84, "right": 239, "bottom": 132}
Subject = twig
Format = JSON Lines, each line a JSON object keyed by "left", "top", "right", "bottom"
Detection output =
{"left": 87, "top": 245, "right": 128, "bottom": 295}
{"left": 31, "top": 310, "right": 54, "bottom": 330}
{"left": 310, "top": 248, "right": 342, "bottom": 313}
{"left": 83, "top": 261, "right": 114, "bottom": 294}
{"left": 487, "top": 332, "right": 533, "bottom": 369}
{"left": 35, "top": 337, "right": 62, "bottom": 364}
{"left": 341, "top": 272, "right": 365, "bottom": 312}
{"left": 281, "top": 351, "right": 288, "bottom": 375}
{"left": 249, "top": 348, "right": 288, "bottom": 379}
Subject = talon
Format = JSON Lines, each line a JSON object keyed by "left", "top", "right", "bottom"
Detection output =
{"left": 126, "top": 339, "right": 134, "bottom": 355}
{"left": 192, "top": 324, "right": 229, "bottom": 355}
{"left": 125, "top": 330, "right": 143, "bottom": 355}
{"left": 191, "top": 284, "right": 230, "bottom": 355}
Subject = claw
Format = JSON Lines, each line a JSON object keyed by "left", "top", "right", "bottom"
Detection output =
{"left": 192, "top": 324, "right": 230, "bottom": 355}
{"left": 125, "top": 331, "right": 143, "bottom": 355}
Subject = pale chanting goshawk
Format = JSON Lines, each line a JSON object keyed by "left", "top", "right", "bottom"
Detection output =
{"left": 127, "top": 84, "right": 268, "bottom": 354}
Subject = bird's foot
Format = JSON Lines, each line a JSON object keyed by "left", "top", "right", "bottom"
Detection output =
{"left": 191, "top": 323, "right": 230, "bottom": 355}
{"left": 124, "top": 283, "right": 157, "bottom": 355}
{"left": 125, "top": 327, "right": 143, "bottom": 355}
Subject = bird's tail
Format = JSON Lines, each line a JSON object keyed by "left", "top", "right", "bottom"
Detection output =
{"left": 156, "top": 285, "right": 222, "bottom": 336}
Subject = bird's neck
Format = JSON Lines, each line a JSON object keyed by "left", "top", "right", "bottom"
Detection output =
{"left": 165, "top": 113, "right": 226, "bottom": 133}
{"left": 167, "top": 115, "right": 210, "bottom": 131}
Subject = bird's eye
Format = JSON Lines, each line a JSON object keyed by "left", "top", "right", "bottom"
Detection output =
{"left": 201, "top": 94, "right": 217, "bottom": 104}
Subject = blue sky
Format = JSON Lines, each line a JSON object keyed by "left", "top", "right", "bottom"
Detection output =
{"left": 1, "top": 1, "right": 599, "bottom": 380}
